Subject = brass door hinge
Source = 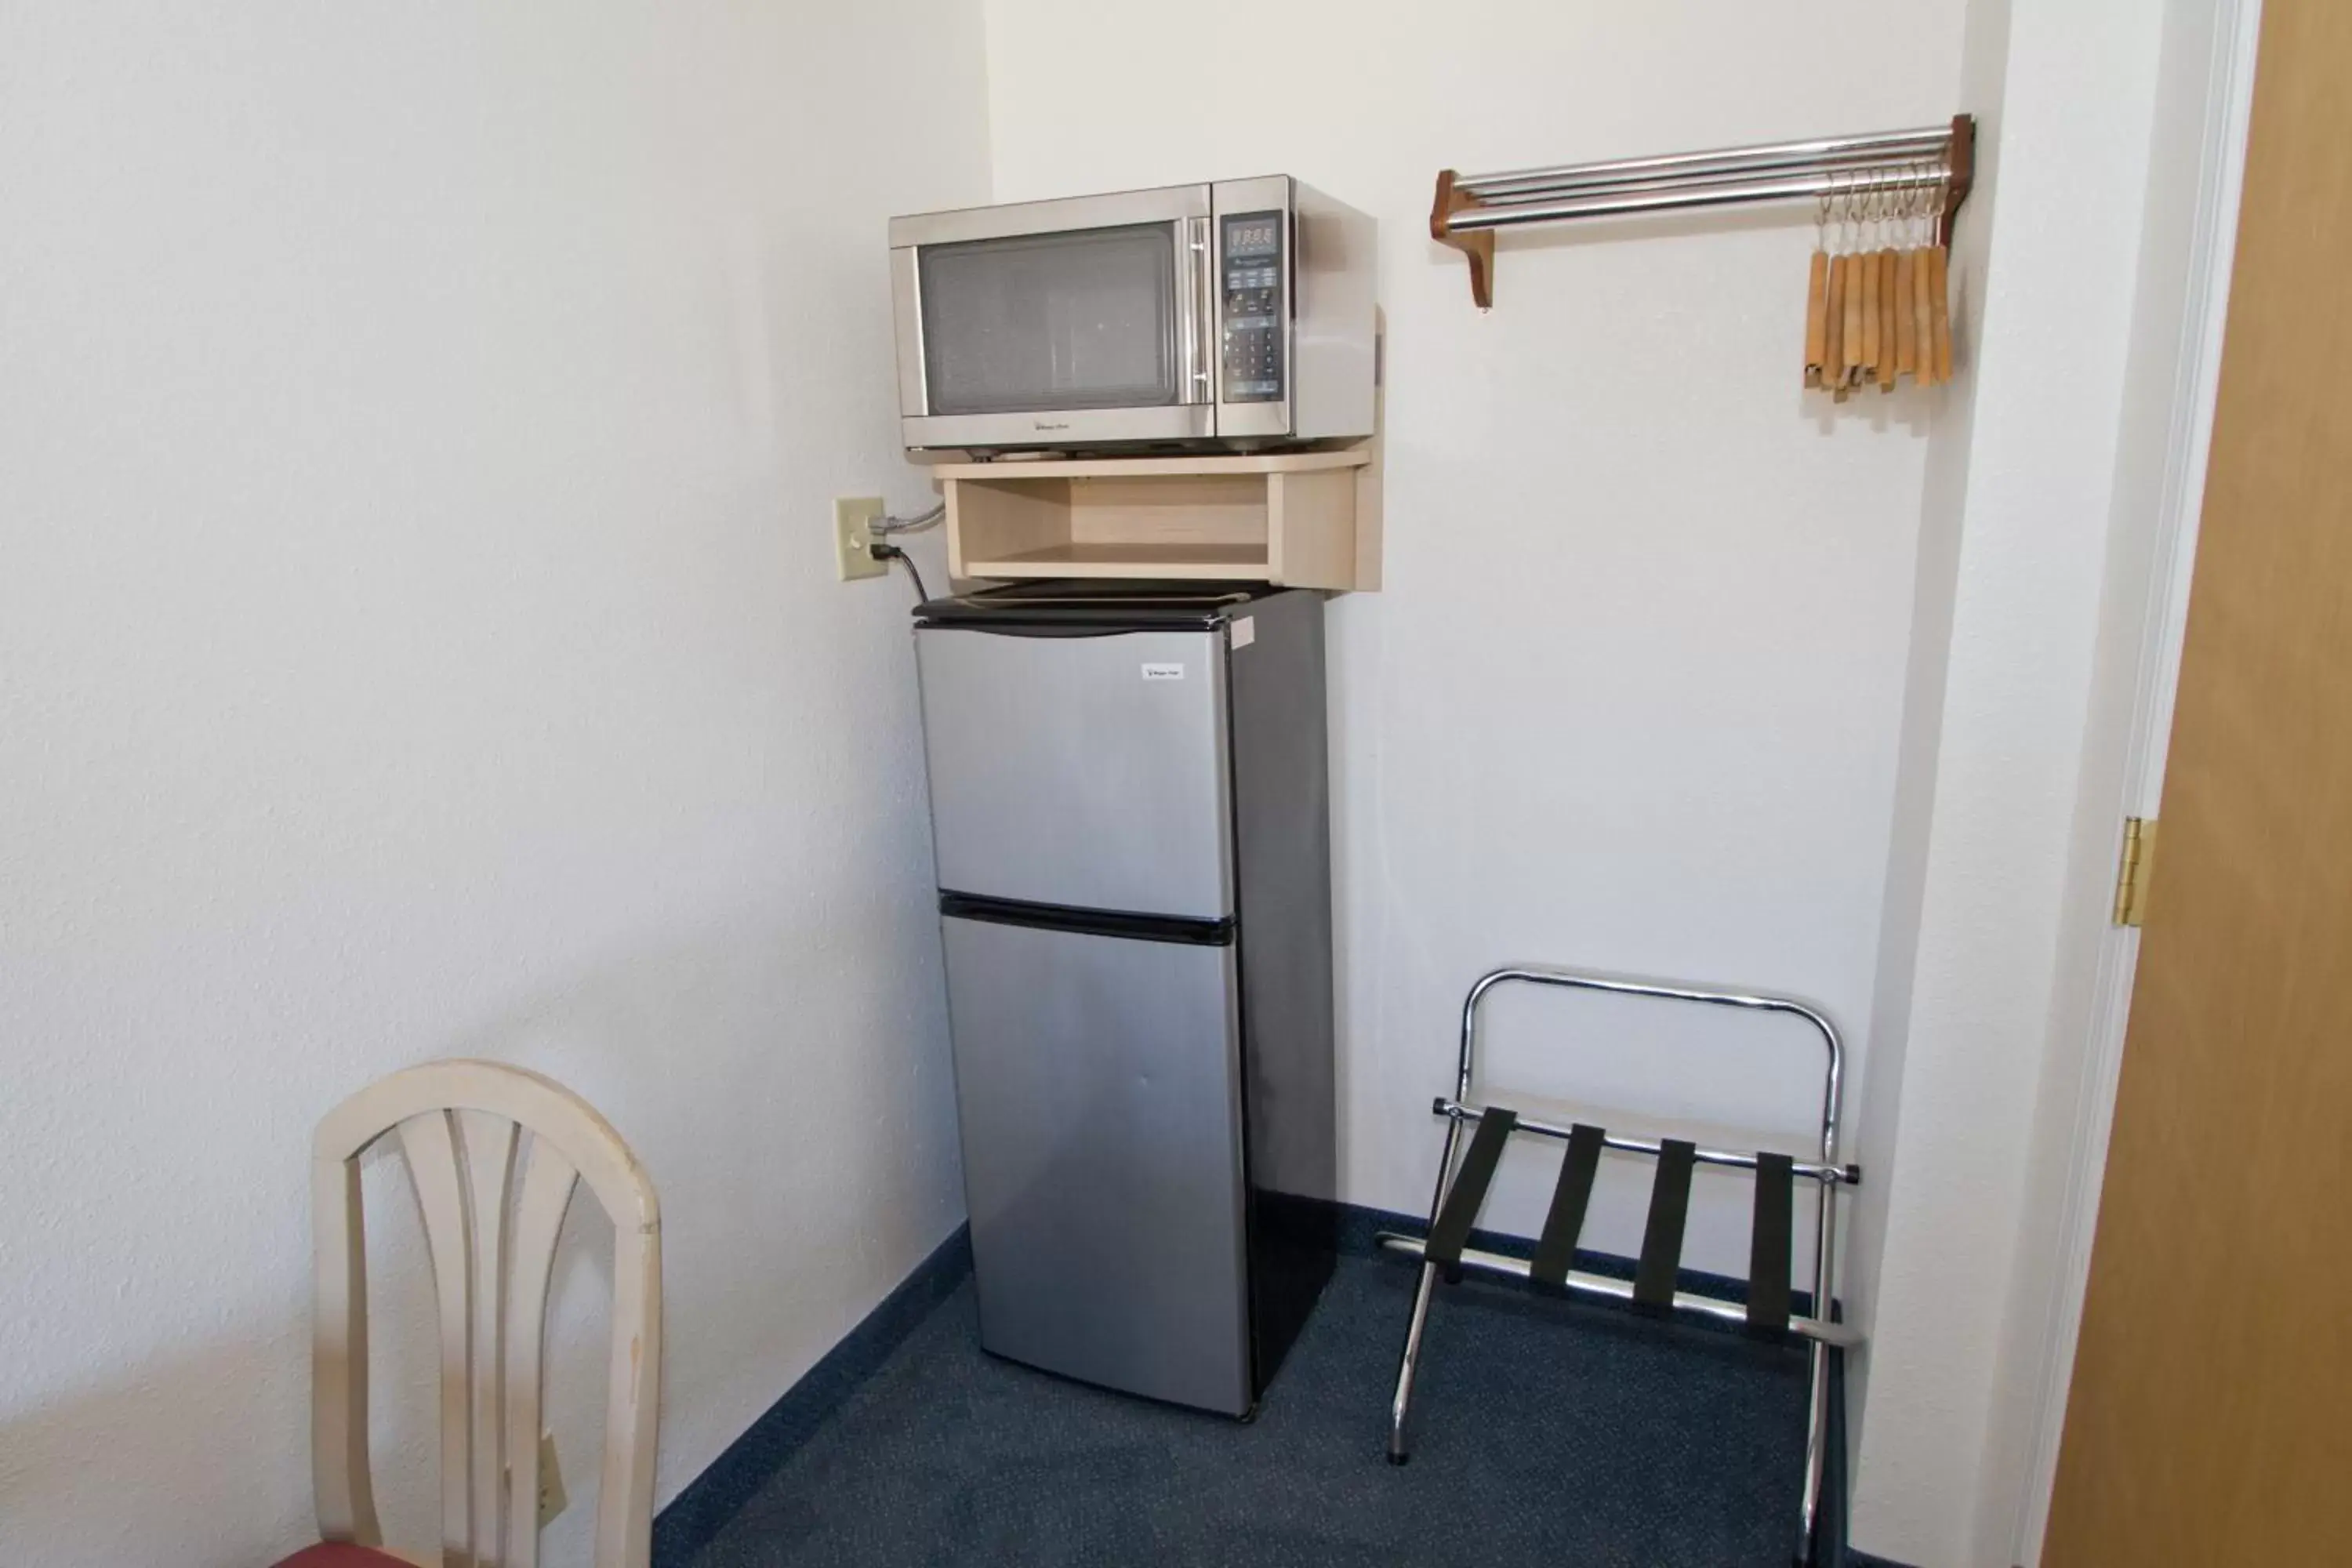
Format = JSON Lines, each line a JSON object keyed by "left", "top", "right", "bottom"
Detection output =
{"left": 2112, "top": 816, "right": 2157, "bottom": 927}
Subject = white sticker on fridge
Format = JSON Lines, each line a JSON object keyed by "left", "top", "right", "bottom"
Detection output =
{"left": 1230, "top": 617, "right": 1256, "bottom": 649}
{"left": 1141, "top": 662, "right": 1186, "bottom": 681}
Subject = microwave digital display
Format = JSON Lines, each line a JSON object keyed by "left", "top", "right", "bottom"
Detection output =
{"left": 1221, "top": 211, "right": 1285, "bottom": 403}
{"left": 1225, "top": 220, "right": 1280, "bottom": 256}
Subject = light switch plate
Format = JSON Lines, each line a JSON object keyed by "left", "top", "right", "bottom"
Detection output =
{"left": 834, "top": 496, "right": 887, "bottom": 581}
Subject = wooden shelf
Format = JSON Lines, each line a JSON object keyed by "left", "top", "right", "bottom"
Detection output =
{"left": 938, "top": 446, "right": 1381, "bottom": 591}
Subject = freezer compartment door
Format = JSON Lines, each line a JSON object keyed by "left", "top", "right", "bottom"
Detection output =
{"left": 942, "top": 911, "right": 1251, "bottom": 1415}
{"left": 916, "top": 625, "right": 1232, "bottom": 919}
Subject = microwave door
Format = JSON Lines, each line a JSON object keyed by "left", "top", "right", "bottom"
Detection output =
{"left": 894, "top": 186, "right": 1215, "bottom": 449}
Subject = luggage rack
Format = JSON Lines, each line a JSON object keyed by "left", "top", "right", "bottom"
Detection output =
{"left": 1381, "top": 966, "right": 1861, "bottom": 1566}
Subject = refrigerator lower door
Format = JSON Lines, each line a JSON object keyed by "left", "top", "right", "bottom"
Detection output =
{"left": 915, "top": 625, "right": 1231, "bottom": 919}
{"left": 941, "top": 910, "right": 1251, "bottom": 1416}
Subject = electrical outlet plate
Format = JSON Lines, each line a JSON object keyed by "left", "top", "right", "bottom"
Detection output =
{"left": 538, "top": 1431, "right": 568, "bottom": 1528}
{"left": 834, "top": 496, "right": 887, "bottom": 581}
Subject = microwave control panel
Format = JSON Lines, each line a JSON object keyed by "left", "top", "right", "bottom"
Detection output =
{"left": 1220, "top": 211, "right": 1285, "bottom": 403}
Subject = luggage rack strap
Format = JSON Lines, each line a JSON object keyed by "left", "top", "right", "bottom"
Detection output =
{"left": 1424, "top": 1107, "right": 1517, "bottom": 1283}
{"left": 1632, "top": 1138, "right": 1697, "bottom": 1312}
{"left": 1529, "top": 1122, "right": 1606, "bottom": 1289}
{"left": 1748, "top": 1152, "right": 1796, "bottom": 1334}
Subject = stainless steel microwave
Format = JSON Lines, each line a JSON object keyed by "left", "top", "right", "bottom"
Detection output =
{"left": 888, "top": 176, "right": 1375, "bottom": 452}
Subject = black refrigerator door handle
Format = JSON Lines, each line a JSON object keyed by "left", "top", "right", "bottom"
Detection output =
{"left": 914, "top": 624, "right": 1136, "bottom": 639}
{"left": 938, "top": 891, "right": 1236, "bottom": 947}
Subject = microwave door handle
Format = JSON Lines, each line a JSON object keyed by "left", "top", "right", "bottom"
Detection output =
{"left": 1178, "top": 216, "right": 1213, "bottom": 406}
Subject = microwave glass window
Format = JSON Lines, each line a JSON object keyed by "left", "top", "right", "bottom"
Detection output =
{"left": 1220, "top": 210, "right": 1284, "bottom": 404}
{"left": 918, "top": 224, "right": 1179, "bottom": 416}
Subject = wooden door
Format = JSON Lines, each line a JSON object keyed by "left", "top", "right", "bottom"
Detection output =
{"left": 2042, "top": 2, "right": 2352, "bottom": 1560}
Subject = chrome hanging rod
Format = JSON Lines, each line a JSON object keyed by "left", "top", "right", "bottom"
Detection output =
{"left": 1454, "top": 162, "right": 1940, "bottom": 217}
{"left": 1457, "top": 125, "right": 1955, "bottom": 202}
{"left": 1432, "top": 114, "right": 1976, "bottom": 309}
{"left": 1447, "top": 163, "right": 1951, "bottom": 233}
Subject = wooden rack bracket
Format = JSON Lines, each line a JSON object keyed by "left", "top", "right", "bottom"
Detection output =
{"left": 1941, "top": 112, "right": 1976, "bottom": 250}
{"left": 1430, "top": 168, "right": 1497, "bottom": 310}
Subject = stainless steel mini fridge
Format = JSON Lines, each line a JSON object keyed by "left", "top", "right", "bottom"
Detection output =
{"left": 913, "top": 581, "right": 1337, "bottom": 1417}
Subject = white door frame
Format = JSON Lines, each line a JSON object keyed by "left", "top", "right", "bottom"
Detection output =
{"left": 2012, "top": 0, "right": 2263, "bottom": 1559}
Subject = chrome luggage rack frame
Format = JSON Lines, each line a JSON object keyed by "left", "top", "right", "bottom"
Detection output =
{"left": 1381, "top": 965, "right": 1860, "bottom": 1566}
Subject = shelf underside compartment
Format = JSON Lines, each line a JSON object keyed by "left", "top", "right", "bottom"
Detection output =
{"left": 946, "top": 464, "right": 1368, "bottom": 589}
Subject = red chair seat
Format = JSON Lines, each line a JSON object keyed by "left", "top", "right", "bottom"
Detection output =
{"left": 271, "top": 1544, "right": 411, "bottom": 1567}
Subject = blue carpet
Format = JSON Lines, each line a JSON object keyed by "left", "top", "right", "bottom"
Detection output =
{"left": 681, "top": 1249, "right": 1817, "bottom": 1567}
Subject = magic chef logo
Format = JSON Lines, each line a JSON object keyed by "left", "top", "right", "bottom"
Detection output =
{"left": 1033, "top": 419, "right": 1069, "bottom": 431}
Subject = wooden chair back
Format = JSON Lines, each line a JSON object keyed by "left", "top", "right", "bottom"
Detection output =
{"left": 311, "top": 1060, "right": 662, "bottom": 1568}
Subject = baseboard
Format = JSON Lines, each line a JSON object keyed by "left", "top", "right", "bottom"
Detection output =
{"left": 651, "top": 1224, "right": 974, "bottom": 1566}
{"left": 653, "top": 1200, "right": 1853, "bottom": 1566}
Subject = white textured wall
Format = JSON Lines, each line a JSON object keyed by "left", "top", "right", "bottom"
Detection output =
{"left": 0, "top": 3, "right": 988, "bottom": 1564}
{"left": 1845, "top": 0, "right": 2174, "bottom": 1560}
{"left": 980, "top": 0, "right": 1964, "bottom": 1277}
{"left": 1838, "top": 0, "right": 2016, "bottom": 1518}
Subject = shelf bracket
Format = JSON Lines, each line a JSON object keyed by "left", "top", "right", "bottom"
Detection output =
{"left": 1430, "top": 168, "right": 1497, "bottom": 310}
{"left": 1940, "top": 112, "right": 1976, "bottom": 250}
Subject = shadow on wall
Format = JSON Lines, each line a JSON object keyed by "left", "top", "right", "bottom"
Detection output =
{"left": 0, "top": 1320, "right": 318, "bottom": 1563}
{"left": 0, "top": 1176, "right": 623, "bottom": 1567}
{"left": 0, "top": 1146, "right": 622, "bottom": 1567}
{"left": 420, "top": 894, "right": 964, "bottom": 1526}
{"left": 1, "top": 882, "right": 955, "bottom": 1568}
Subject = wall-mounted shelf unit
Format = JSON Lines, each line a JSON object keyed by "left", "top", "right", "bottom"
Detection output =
{"left": 937, "top": 448, "right": 1381, "bottom": 591}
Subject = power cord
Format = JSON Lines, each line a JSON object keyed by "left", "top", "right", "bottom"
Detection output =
{"left": 869, "top": 539, "right": 931, "bottom": 605}
{"left": 868, "top": 501, "right": 944, "bottom": 606}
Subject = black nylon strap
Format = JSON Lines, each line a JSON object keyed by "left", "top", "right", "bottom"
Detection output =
{"left": 1747, "top": 1152, "right": 1796, "bottom": 1334}
{"left": 1530, "top": 1123, "right": 1606, "bottom": 1289}
{"left": 1425, "top": 1109, "right": 1517, "bottom": 1283}
{"left": 1632, "top": 1138, "right": 1698, "bottom": 1314}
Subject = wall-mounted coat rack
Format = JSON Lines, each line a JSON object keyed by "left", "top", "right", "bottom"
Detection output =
{"left": 1431, "top": 116, "right": 1975, "bottom": 309}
